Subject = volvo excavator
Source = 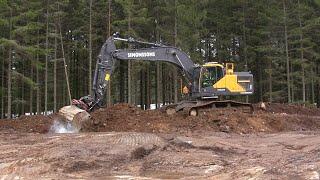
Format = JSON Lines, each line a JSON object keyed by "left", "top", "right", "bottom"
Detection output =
{"left": 58, "top": 35, "right": 254, "bottom": 130}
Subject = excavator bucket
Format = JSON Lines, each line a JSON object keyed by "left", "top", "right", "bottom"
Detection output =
{"left": 58, "top": 105, "right": 91, "bottom": 131}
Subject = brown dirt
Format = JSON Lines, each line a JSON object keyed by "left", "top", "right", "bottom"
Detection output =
{"left": 259, "top": 102, "right": 320, "bottom": 116}
{"left": 84, "top": 103, "right": 320, "bottom": 134}
{"left": 1, "top": 103, "right": 320, "bottom": 134}
{"left": 0, "top": 115, "right": 54, "bottom": 134}
{"left": 1, "top": 103, "right": 320, "bottom": 179}
{"left": 1, "top": 131, "right": 320, "bottom": 179}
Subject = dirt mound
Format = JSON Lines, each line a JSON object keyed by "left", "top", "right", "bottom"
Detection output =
{"left": 84, "top": 103, "right": 320, "bottom": 134}
{"left": 0, "top": 115, "right": 54, "bottom": 133}
{"left": 1, "top": 103, "right": 320, "bottom": 134}
{"left": 261, "top": 103, "right": 320, "bottom": 116}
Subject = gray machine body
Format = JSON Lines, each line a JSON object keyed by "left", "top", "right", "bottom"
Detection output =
{"left": 92, "top": 37, "right": 197, "bottom": 107}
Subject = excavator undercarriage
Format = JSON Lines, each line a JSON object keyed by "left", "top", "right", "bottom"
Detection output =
{"left": 163, "top": 100, "right": 254, "bottom": 116}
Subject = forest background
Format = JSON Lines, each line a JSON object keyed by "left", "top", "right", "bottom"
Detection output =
{"left": 0, "top": 0, "right": 320, "bottom": 118}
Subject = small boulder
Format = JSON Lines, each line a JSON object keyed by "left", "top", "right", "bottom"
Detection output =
{"left": 260, "top": 102, "right": 266, "bottom": 111}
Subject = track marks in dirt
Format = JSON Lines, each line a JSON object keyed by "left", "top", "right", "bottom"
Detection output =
{"left": 1, "top": 132, "right": 320, "bottom": 179}
{"left": 110, "top": 133, "right": 165, "bottom": 147}
{"left": 63, "top": 161, "right": 102, "bottom": 173}
{"left": 163, "top": 136, "right": 241, "bottom": 156}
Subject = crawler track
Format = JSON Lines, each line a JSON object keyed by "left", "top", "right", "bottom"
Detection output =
{"left": 164, "top": 100, "right": 254, "bottom": 116}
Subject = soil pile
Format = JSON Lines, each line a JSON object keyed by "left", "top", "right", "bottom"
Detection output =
{"left": 1, "top": 103, "right": 320, "bottom": 134}
{"left": 0, "top": 115, "right": 54, "bottom": 133}
{"left": 85, "top": 103, "right": 320, "bottom": 134}
{"left": 261, "top": 103, "right": 320, "bottom": 116}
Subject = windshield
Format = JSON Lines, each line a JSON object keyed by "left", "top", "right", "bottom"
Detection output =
{"left": 201, "top": 66, "right": 224, "bottom": 88}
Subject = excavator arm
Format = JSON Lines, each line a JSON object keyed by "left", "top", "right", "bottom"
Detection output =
{"left": 90, "top": 36, "right": 196, "bottom": 110}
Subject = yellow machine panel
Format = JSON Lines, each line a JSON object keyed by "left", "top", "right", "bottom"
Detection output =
{"left": 213, "top": 74, "right": 246, "bottom": 93}
{"left": 201, "top": 62, "right": 253, "bottom": 95}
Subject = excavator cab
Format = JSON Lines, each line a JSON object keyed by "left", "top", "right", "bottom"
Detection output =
{"left": 191, "top": 62, "right": 253, "bottom": 99}
{"left": 188, "top": 62, "right": 225, "bottom": 99}
{"left": 201, "top": 63, "right": 224, "bottom": 88}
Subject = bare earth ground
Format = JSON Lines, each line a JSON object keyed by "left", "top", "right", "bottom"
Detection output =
{"left": 1, "top": 103, "right": 320, "bottom": 179}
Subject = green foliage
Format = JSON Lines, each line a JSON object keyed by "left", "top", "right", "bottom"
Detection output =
{"left": 0, "top": 0, "right": 8, "bottom": 10}
{"left": 12, "top": 71, "right": 37, "bottom": 89}
{"left": 1, "top": 0, "right": 320, "bottom": 117}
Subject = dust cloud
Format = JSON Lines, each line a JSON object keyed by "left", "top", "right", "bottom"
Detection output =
{"left": 49, "top": 119, "right": 79, "bottom": 133}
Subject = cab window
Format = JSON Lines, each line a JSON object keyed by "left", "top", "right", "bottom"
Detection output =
{"left": 201, "top": 66, "right": 224, "bottom": 88}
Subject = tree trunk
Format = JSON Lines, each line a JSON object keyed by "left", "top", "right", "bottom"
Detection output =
{"left": 45, "top": 1, "right": 49, "bottom": 115}
{"left": 107, "top": 0, "right": 112, "bottom": 106}
{"left": 298, "top": 0, "right": 306, "bottom": 104}
{"left": 291, "top": 60, "right": 294, "bottom": 102}
{"left": 89, "top": 0, "right": 93, "bottom": 95}
{"left": 302, "top": 66, "right": 305, "bottom": 103}
{"left": 267, "top": 28, "right": 273, "bottom": 102}
{"left": 144, "top": 64, "right": 150, "bottom": 109}
{"left": 29, "top": 59, "right": 33, "bottom": 115}
{"left": 1, "top": 48, "right": 4, "bottom": 118}
{"left": 53, "top": 27, "right": 57, "bottom": 112}
{"left": 156, "top": 62, "right": 161, "bottom": 108}
{"left": 36, "top": 30, "right": 41, "bottom": 115}
{"left": 128, "top": 61, "right": 132, "bottom": 104}
{"left": 58, "top": 10, "right": 72, "bottom": 105}
{"left": 127, "top": 3, "right": 132, "bottom": 104}
{"left": 170, "top": 72, "right": 173, "bottom": 103}
{"left": 119, "top": 61, "right": 125, "bottom": 102}
{"left": 258, "top": 56, "right": 263, "bottom": 102}
{"left": 173, "top": 0, "right": 178, "bottom": 103}
{"left": 172, "top": 69, "right": 178, "bottom": 103}
{"left": 242, "top": 0, "right": 249, "bottom": 103}
{"left": 7, "top": 49, "right": 12, "bottom": 118}
{"left": 162, "top": 64, "right": 166, "bottom": 105}
{"left": 283, "top": 0, "right": 291, "bottom": 103}
{"left": 140, "top": 69, "right": 144, "bottom": 110}
{"left": 317, "top": 63, "right": 320, "bottom": 108}
{"left": 7, "top": 8, "right": 12, "bottom": 119}
{"left": 21, "top": 62, "right": 25, "bottom": 115}
{"left": 268, "top": 58, "right": 272, "bottom": 102}
{"left": 311, "top": 66, "right": 315, "bottom": 104}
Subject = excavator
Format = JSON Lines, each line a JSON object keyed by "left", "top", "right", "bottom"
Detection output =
{"left": 58, "top": 35, "right": 254, "bottom": 130}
